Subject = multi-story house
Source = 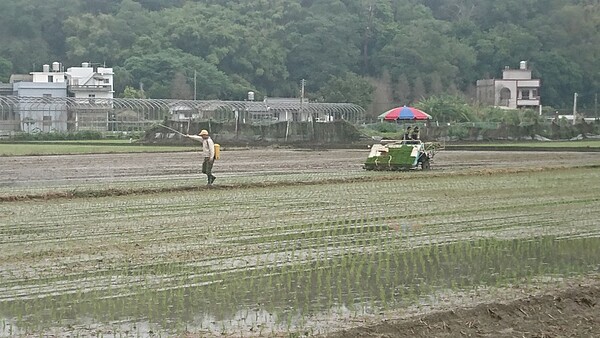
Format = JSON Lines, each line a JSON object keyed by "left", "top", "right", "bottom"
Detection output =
{"left": 14, "top": 62, "right": 69, "bottom": 132}
{"left": 66, "top": 62, "right": 114, "bottom": 131}
{"left": 67, "top": 62, "right": 114, "bottom": 100}
{"left": 1, "top": 62, "right": 115, "bottom": 132}
{"left": 477, "top": 61, "right": 541, "bottom": 110}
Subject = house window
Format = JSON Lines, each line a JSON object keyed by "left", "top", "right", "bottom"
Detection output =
{"left": 521, "top": 90, "right": 530, "bottom": 99}
{"left": 532, "top": 89, "right": 539, "bottom": 98}
{"left": 48, "top": 75, "right": 54, "bottom": 83}
{"left": 103, "top": 79, "right": 110, "bottom": 84}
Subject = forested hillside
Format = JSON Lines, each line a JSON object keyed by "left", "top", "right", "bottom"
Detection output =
{"left": 0, "top": 0, "right": 598, "bottom": 112}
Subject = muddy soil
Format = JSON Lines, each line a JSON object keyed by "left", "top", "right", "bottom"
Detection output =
{"left": 326, "top": 279, "right": 600, "bottom": 338}
{"left": 1, "top": 149, "right": 599, "bottom": 188}
{"left": 1, "top": 149, "right": 600, "bottom": 337}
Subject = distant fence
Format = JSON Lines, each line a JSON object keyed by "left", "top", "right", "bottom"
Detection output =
{"left": 365, "top": 119, "right": 600, "bottom": 141}
{"left": 0, "top": 96, "right": 365, "bottom": 135}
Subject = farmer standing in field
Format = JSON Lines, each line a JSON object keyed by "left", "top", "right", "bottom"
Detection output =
{"left": 184, "top": 129, "right": 216, "bottom": 185}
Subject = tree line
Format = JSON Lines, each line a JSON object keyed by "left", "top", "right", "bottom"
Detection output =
{"left": 0, "top": 0, "right": 598, "bottom": 116}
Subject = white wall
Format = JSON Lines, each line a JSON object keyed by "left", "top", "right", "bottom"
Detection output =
{"left": 502, "top": 69, "right": 532, "bottom": 80}
{"left": 31, "top": 72, "right": 66, "bottom": 83}
{"left": 66, "top": 64, "right": 114, "bottom": 99}
{"left": 517, "top": 80, "right": 540, "bottom": 87}
{"left": 495, "top": 80, "right": 518, "bottom": 109}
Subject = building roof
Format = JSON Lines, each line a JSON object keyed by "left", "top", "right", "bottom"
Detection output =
{"left": 9, "top": 74, "right": 33, "bottom": 83}
{"left": 0, "top": 83, "right": 13, "bottom": 95}
{"left": 265, "top": 97, "right": 308, "bottom": 105}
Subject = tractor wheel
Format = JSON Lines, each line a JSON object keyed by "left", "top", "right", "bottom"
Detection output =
{"left": 421, "top": 158, "right": 431, "bottom": 170}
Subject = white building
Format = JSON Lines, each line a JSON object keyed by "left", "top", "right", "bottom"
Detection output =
{"left": 14, "top": 62, "right": 69, "bottom": 132}
{"left": 477, "top": 61, "right": 541, "bottom": 110}
{"left": 31, "top": 62, "right": 68, "bottom": 85}
{"left": 4, "top": 62, "right": 115, "bottom": 133}
{"left": 67, "top": 62, "right": 114, "bottom": 100}
{"left": 18, "top": 61, "right": 114, "bottom": 100}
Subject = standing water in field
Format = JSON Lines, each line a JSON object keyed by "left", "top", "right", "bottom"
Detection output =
{"left": 2, "top": 167, "right": 600, "bottom": 336}
{"left": 1, "top": 235, "right": 598, "bottom": 336}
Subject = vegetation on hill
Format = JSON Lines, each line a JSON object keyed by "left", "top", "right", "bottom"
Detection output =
{"left": 0, "top": 0, "right": 598, "bottom": 115}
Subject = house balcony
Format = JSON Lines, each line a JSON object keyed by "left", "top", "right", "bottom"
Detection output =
{"left": 517, "top": 98, "right": 540, "bottom": 106}
{"left": 68, "top": 84, "right": 112, "bottom": 92}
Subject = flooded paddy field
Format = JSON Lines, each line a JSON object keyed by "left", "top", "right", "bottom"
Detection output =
{"left": 0, "top": 149, "right": 600, "bottom": 336}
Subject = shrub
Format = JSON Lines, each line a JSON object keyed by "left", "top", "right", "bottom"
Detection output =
{"left": 11, "top": 131, "right": 105, "bottom": 141}
{"left": 448, "top": 125, "right": 469, "bottom": 140}
{"left": 373, "top": 122, "right": 401, "bottom": 133}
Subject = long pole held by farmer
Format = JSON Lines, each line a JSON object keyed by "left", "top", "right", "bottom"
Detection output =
{"left": 184, "top": 129, "right": 216, "bottom": 185}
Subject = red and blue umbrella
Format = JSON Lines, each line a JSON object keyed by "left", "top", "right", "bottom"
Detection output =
{"left": 379, "top": 106, "right": 431, "bottom": 121}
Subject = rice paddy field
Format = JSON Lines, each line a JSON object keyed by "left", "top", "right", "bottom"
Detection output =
{"left": 0, "top": 142, "right": 191, "bottom": 156}
{"left": 1, "top": 148, "right": 599, "bottom": 337}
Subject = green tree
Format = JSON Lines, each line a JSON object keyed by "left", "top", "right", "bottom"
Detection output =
{"left": 428, "top": 72, "right": 444, "bottom": 96}
{"left": 113, "top": 66, "right": 134, "bottom": 96}
{"left": 123, "top": 49, "right": 235, "bottom": 99}
{"left": 474, "top": 23, "right": 542, "bottom": 78}
{"left": 367, "top": 71, "right": 394, "bottom": 119}
{"left": 122, "top": 86, "right": 146, "bottom": 99}
{"left": 534, "top": 4, "right": 600, "bottom": 108}
{"left": 136, "top": 0, "right": 184, "bottom": 11}
{"left": 377, "top": 18, "right": 476, "bottom": 93}
{"left": 316, "top": 72, "right": 374, "bottom": 108}
{"left": 64, "top": 13, "right": 135, "bottom": 65}
{"left": 0, "top": 1, "right": 77, "bottom": 72}
{"left": 0, "top": 0, "right": 597, "bottom": 109}
{"left": 394, "top": 73, "right": 411, "bottom": 105}
{"left": 415, "top": 95, "right": 476, "bottom": 122}
{"left": 170, "top": 72, "right": 193, "bottom": 100}
{"left": 0, "top": 57, "right": 12, "bottom": 82}
{"left": 534, "top": 52, "right": 583, "bottom": 108}
{"left": 283, "top": 0, "right": 362, "bottom": 90}
{"left": 81, "top": 0, "right": 121, "bottom": 14}
{"left": 481, "top": 107, "right": 520, "bottom": 124}
{"left": 412, "top": 77, "right": 426, "bottom": 102}
{"left": 159, "top": 2, "right": 289, "bottom": 95}
{"left": 63, "top": 0, "right": 154, "bottom": 66}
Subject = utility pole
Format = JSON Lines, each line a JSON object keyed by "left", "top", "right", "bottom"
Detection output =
{"left": 572, "top": 92, "right": 578, "bottom": 125}
{"left": 301, "top": 78, "right": 306, "bottom": 120}
{"left": 363, "top": 3, "right": 374, "bottom": 74}
{"left": 595, "top": 93, "right": 598, "bottom": 120}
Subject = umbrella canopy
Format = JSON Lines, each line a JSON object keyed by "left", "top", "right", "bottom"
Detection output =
{"left": 379, "top": 106, "right": 431, "bottom": 121}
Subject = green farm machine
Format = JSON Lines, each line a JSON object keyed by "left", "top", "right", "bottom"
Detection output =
{"left": 364, "top": 139, "right": 443, "bottom": 171}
